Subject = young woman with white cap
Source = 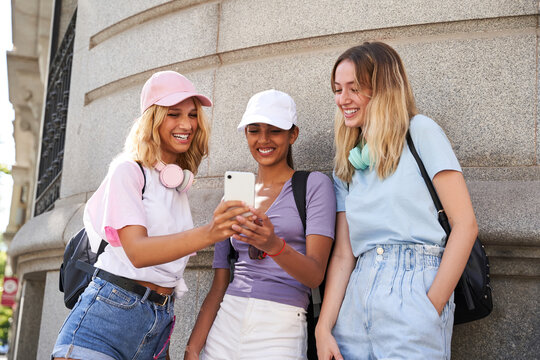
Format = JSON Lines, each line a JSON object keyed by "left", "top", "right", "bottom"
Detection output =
{"left": 184, "top": 89, "right": 336, "bottom": 360}
{"left": 315, "top": 42, "right": 478, "bottom": 359}
{"left": 52, "top": 71, "right": 250, "bottom": 360}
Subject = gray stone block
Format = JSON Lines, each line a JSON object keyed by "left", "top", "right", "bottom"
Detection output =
{"left": 14, "top": 275, "right": 45, "bottom": 360}
{"left": 171, "top": 269, "right": 198, "bottom": 355}
{"left": 77, "top": 0, "right": 170, "bottom": 39}
{"left": 452, "top": 277, "right": 540, "bottom": 360}
{"left": 188, "top": 177, "right": 224, "bottom": 226}
{"left": 61, "top": 82, "right": 139, "bottom": 197}
{"left": 468, "top": 180, "right": 540, "bottom": 245}
{"left": 84, "top": 3, "right": 219, "bottom": 92}
{"left": 463, "top": 166, "right": 540, "bottom": 181}
{"left": 209, "top": 51, "right": 338, "bottom": 176}
{"left": 37, "top": 271, "right": 71, "bottom": 359}
{"left": 218, "top": 0, "right": 536, "bottom": 52}
{"left": 8, "top": 203, "right": 81, "bottom": 258}
{"left": 401, "top": 34, "right": 537, "bottom": 167}
{"left": 169, "top": 267, "right": 214, "bottom": 358}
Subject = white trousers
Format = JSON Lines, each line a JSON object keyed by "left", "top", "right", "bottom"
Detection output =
{"left": 202, "top": 294, "right": 307, "bottom": 360}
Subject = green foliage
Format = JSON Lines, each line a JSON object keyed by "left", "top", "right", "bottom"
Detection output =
{"left": 0, "top": 306, "right": 10, "bottom": 344}
{"left": 0, "top": 251, "right": 5, "bottom": 278}
{"left": 0, "top": 164, "right": 10, "bottom": 175}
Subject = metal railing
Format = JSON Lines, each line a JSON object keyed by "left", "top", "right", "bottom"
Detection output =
{"left": 34, "top": 11, "right": 76, "bottom": 216}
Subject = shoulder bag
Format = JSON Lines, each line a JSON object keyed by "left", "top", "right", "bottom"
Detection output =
{"left": 406, "top": 132, "right": 493, "bottom": 324}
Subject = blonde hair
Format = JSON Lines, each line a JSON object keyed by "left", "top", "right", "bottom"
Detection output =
{"left": 124, "top": 97, "right": 210, "bottom": 174}
{"left": 332, "top": 42, "right": 418, "bottom": 182}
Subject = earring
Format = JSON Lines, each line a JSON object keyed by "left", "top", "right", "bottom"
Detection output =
{"left": 348, "top": 142, "right": 372, "bottom": 170}
{"left": 154, "top": 161, "right": 194, "bottom": 193}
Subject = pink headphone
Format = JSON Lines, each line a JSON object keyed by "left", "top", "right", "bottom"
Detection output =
{"left": 154, "top": 161, "right": 194, "bottom": 193}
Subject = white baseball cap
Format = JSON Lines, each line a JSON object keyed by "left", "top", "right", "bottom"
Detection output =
{"left": 237, "top": 89, "right": 297, "bottom": 131}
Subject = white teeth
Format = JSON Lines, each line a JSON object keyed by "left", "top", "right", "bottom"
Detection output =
{"left": 259, "top": 148, "right": 273, "bottom": 154}
{"left": 344, "top": 109, "right": 358, "bottom": 115}
{"left": 173, "top": 134, "right": 189, "bottom": 140}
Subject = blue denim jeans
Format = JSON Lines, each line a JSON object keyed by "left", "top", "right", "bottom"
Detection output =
{"left": 52, "top": 276, "right": 175, "bottom": 360}
{"left": 333, "top": 244, "right": 455, "bottom": 360}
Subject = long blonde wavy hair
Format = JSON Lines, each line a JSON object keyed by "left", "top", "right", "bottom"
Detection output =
{"left": 332, "top": 42, "right": 418, "bottom": 183}
{"left": 124, "top": 97, "right": 210, "bottom": 174}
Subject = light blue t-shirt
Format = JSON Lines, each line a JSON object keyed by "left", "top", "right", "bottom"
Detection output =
{"left": 334, "top": 115, "right": 461, "bottom": 257}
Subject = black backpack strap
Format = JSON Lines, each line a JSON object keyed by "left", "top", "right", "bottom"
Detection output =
{"left": 75, "top": 239, "right": 108, "bottom": 274}
{"left": 97, "top": 239, "right": 108, "bottom": 256}
{"left": 291, "top": 171, "right": 310, "bottom": 233}
{"left": 292, "top": 171, "right": 320, "bottom": 311}
{"left": 227, "top": 238, "right": 239, "bottom": 283}
{"left": 135, "top": 161, "right": 147, "bottom": 198}
{"left": 291, "top": 171, "right": 320, "bottom": 360}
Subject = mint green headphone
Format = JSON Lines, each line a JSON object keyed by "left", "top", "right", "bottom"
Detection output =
{"left": 348, "top": 142, "right": 372, "bottom": 170}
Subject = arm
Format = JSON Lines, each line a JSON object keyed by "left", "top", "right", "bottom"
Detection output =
{"left": 184, "top": 268, "right": 230, "bottom": 360}
{"left": 314, "top": 212, "right": 356, "bottom": 360}
{"left": 232, "top": 207, "right": 333, "bottom": 288}
{"left": 118, "top": 201, "right": 250, "bottom": 268}
{"left": 428, "top": 170, "right": 478, "bottom": 314}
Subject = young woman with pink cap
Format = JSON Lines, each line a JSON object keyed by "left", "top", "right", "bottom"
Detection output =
{"left": 185, "top": 90, "right": 336, "bottom": 360}
{"left": 52, "top": 71, "right": 250, "bottom": 360}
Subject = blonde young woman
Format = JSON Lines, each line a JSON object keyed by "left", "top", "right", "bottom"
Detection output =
{"left": 315, "top": 42, "right": 478, "bottom": 359}
{"left": 52, "top": 71, "right": 249, "bottom": 360}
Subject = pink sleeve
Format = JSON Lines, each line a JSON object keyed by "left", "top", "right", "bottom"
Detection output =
{"left": 85, "top": 159, "right": 147, "bottom": 247}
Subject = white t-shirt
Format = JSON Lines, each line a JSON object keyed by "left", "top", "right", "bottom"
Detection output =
{"left": 83, "top": 156, "right": 194, "bottom": 298}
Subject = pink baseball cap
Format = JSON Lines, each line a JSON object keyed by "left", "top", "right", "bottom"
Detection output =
{"left": 140, "top": 71, "right": 212, "bottom": 114}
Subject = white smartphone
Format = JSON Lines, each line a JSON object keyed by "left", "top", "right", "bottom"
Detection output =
{"left": 224, "top": 171, "right": 255, "bottom": 217}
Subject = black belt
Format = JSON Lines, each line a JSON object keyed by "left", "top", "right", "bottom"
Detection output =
{"left": 92, "top": 266, "right": 172, "bottom": 306}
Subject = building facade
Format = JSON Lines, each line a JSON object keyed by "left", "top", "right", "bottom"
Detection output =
{"left": 5, "top": 0, "right": 540, "bottom": 359}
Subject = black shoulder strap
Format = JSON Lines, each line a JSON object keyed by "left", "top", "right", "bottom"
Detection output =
{"left": 291, "top": 171, "right": 324, "bottom": 315}
{"left": 135, "top": 161, "right": 147, "bottom": 197}
{"left": 291, "top": 171, "right": 310, "bottom": 233}
{"left": 406, "top": 132, "right": 451, "bottom": 237}
{"left": 97, "top": 239, "right": 108, "bottom": 256}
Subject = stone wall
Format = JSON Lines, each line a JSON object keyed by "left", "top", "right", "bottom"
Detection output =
{"left": 7, "top": 1, "right": 539, "bottom": 359}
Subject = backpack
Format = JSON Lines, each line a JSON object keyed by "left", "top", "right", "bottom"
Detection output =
{"left": 59, "top": 162, "right": 146, "bottom": 309}
{"left": 291, "top": 171, "right": 327, "bottom": 360}
{"left": 226, "top": 171, "right": 325, "bottom": 359}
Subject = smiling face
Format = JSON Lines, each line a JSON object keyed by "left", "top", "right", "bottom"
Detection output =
{"left": 158, "top": 97, "right": 198, "bottom": 164}
{"left": 333, "top": 59, "right": 372, "bottom": 129}
{"left": 245, "top": 123, "right": 298, "bottom": 167}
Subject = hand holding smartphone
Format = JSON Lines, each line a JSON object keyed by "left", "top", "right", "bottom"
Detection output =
{"left": 223, "top": 171, "right": 255, "bottom": 217}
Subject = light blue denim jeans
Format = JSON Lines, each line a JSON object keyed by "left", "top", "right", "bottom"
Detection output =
{"left": 333, "top": 244, "right": 455, "bottom": 360}
{"left": 52, "top": 276, "right": 175, "bottom": 360}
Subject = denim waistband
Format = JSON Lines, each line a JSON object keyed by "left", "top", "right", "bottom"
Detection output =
{"left": 92, "top": 275, "right": 175, "bottom": 313}
{"left": 357, "top": 243, "right": 444, "bottom": 270}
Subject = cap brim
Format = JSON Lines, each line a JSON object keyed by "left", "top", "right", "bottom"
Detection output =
{"left": 237, "top": 114, "right": 294, "bottom": 132}
{"left": 155, "top": 92, "right": 213, "bottom": 108}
